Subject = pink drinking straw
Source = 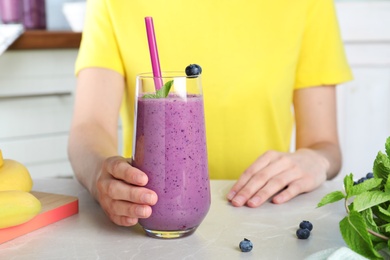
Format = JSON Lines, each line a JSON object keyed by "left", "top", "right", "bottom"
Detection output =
{"left": 145, "top": 17, "right": 163, "bottom": 90}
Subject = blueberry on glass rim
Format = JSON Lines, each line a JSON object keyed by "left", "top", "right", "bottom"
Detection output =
{"left": 185, "top": 64, "right": 202, "bottom": 77}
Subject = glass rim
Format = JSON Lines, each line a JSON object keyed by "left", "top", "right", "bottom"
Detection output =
{"left": 136, "top": 71, "right": 201, "bottom": 79}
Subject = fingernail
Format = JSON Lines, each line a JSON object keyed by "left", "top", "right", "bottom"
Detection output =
{"left": 227, "top": 191, "right": 236, "bottom": 200}
{"left": 273, "top": 194, "right": 285, "bottom": 204}
{"left": 232, "top": 195, "right": 245, "bottom": 206}
{"left": 248, "top": 196, "right": 261, "bottom": 207}
{"left": 135, "top": 173, "right": 146, "bottom": 184}
{"left": 125, "top": 217, "right": 137, "bottom": 225}
{"left": 141, "top": 193, "right": 156, "bottom": 204}
{"left": 135, "top": 206, "right": 146, "bottom": 217}
{"left": 141, "top": 193, "right": 151, "bottom": 204}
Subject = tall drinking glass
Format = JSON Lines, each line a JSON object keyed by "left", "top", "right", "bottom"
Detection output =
{"left": 133, "top": 72, "right": 210, "bottom": 239}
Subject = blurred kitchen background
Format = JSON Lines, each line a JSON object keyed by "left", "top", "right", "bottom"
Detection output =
{"left": 0, "top": 0, "right": 389, "bottom": 181}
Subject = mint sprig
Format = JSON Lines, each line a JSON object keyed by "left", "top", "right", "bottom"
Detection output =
{"left": 143, "top": 80, "right": 173, "bottom": 99}
{"left": 340, "top": 210, "right": 383, "bottom": 259}
{"left": 317, "top": 136, "right": 390, "bottom": 259}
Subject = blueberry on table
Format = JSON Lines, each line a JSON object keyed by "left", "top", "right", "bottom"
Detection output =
{"left": 366, "top": 172, "right": 374, "bottom": 179}
{"left": 239, "top": 238, "right": 253, "bottom": 252}
{"left": 299, "top": 220, "right": 313, "bottom": 231}
{"left": 296, "top": 228, "right": 310, "bottom": 239}
{"left": 357, "top": 177, "right": 367, "bottom": 184}
{"left": 353, "top": 176, "right": 367, "bottom": 185}
{"left": 185, "top": 64, "right": 202, "bottom": 76}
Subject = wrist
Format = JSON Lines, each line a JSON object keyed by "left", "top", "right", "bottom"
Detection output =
{"left": 296, "top": 148, "right": 331, "bottom": 179}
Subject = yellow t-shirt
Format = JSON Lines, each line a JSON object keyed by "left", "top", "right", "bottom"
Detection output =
{"left": 75, "top": 0, "right": 353, "bottom": 179}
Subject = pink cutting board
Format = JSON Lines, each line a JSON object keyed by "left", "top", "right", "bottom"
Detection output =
{"left": 0, "top": 191, "right": 79, "bottom": 244}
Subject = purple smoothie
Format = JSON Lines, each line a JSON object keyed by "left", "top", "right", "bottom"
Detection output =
{"left": 134, "top": 94, "right": 210, "bottom": 232}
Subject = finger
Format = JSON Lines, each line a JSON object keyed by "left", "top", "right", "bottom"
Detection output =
{"left": 230, "top": 155, "right": 292, "bottom": 206}
{"left": 105, "top": 156, "right": 148, "bottom": 186}
{"left": 246, "top": 169, "right": 299, "bottom": 207}
{"left": 227, "top": 151, "right": 279, "bottom": 201}
{"left": 272, "top": 180, "right": 307, "bottom": 204}
{"left": 104, "top": 179, "right": 158, "bottom": 205}
{"left": 109, "top": 199, "right": 153, "bottom": 219}
{"left": 109, "top": 214, "right": 139, "bottom": 227}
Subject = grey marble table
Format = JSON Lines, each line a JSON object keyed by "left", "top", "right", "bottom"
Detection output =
{"left": 0, "top": 178, "right": 347, "bottom": 259}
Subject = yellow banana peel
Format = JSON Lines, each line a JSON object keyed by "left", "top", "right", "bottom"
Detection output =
{"left": 0, "top": 150, "right": 33, "bottom": 192}
{"left": 0, "top": 190, "right": 42, "bottom": 229}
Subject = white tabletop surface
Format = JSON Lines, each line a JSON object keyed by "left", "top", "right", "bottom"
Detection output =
{"left": 0, "top": 178, "right": 347, "bottom": 260}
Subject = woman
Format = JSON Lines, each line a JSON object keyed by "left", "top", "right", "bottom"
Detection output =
{"left": 68, "top": 0, "right": 353, "bottom": 226}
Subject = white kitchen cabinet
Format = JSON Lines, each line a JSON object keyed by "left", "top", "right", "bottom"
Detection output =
{"left": 0, "top": 49, "right": 77, "bottom": 178}
{"left": 0, "top": 48, "right": 123, "bottom": 179}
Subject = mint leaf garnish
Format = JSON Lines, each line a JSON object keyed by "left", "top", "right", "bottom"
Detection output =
{"left": 142, "top": 94, "right": 158, "bottom": 99}
{"left": 143, "top": 80, "right": 174, "bottom": 99}
{"left": 156, "top": 80, "right": 173, "bottom": 98}
{"left": 317, "top": 136, "right": 390, "bottom": 259}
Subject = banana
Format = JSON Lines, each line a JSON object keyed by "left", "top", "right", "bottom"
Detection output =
{"left": 0, "top": 190, "right": 42, "bottom": 229}
{"left": 0, "top": 150, "right": 33, "bottom": 192}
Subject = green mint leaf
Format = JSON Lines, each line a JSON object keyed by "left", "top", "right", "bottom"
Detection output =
{"left": 317, "top": 191, "right": 345, "bottom": 208}
{"left": 156, "top": 80, "right": 173, "bottom": 98}
{"left": 384, "top": 224, "right": 390, "bottom": 233}
{"left": 385, "top": 136, "right": 390, "bottom": 158}
{"left": 385, "top": 177, "right": 390, "bottom": 193}
{"left": 142, "top": 93, "right": 158, "bottom": 99}
{"left": 373, "top": 152, "right": 390, "bottom": 183}
{"left": 143, "top": 80, "right": 174, "bottom": 99}
{"left": 340, "top": 210, "right": 382, "bottom": 259}
{"left": 362, "top": 208, "right": 379, "bottom": 232}
{"left": 353, "top": 191, "right": 390, "bottom": 212}
{"left": 372, "top": 206, "right": 390, "bottom": 223}
{"left": 344, "top": 173, "right": 355, "bottom": 198}
{"left": 350, "top": 178, "right": 382, "bottom": 197}
{"left": 361, "top": 208, "right": 382, "bottom": 242}
{"left": 374, "top": 242, "right": 387, "bottom": 252}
